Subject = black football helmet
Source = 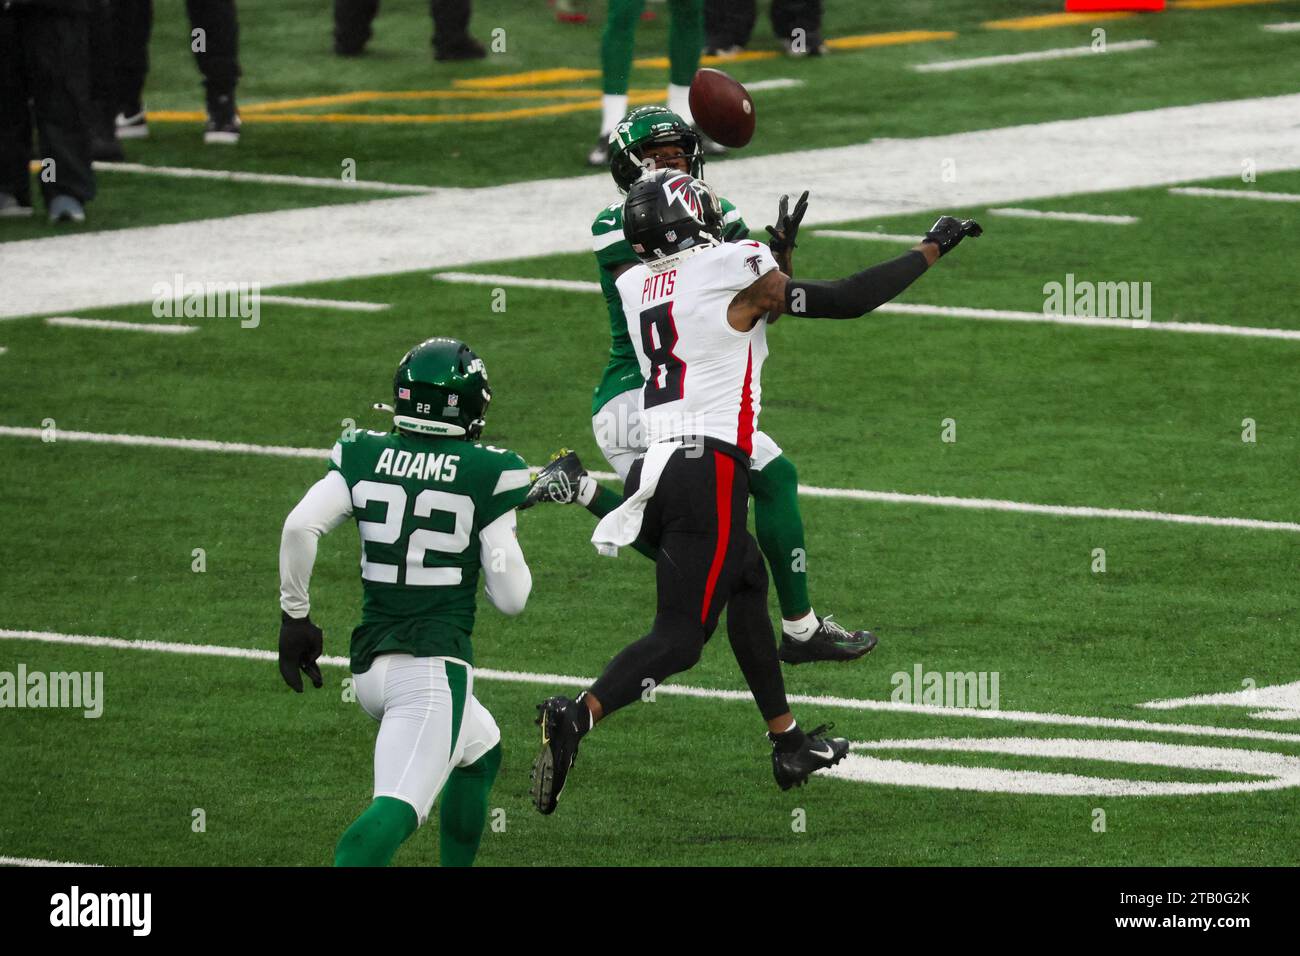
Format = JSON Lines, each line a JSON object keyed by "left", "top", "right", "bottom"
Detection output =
{"left": 622, "top": 169, "right": 725, "bottom": 268}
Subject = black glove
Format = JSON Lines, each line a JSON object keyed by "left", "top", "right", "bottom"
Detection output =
{"left": 765, "top": 190, "right": 810, "bottom": 257}
{"left": 923, "top": 216, "right": 983, "bottom": 256}
{"left": 278, "top": 611, "right": 323, "bottom": 692}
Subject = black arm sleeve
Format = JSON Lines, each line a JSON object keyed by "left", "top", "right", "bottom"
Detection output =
{"left": 784, "top": 250, "right": 928, "bottom": 319}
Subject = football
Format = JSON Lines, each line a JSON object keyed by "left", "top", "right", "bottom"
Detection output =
{"left": 688, "top": 67, "right": 756, "bottom": 148}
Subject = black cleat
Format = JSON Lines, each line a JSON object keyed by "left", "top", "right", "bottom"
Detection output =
{"left": 586, "top": 134, "right": 611, "bottom": 167}
{"left": 519, "top": 449, "right": 587, "bottom": 509}
{"left": 779, "top": 615, "right": 878, "bottom": 664}
{"left": 771, "top": 723, "right": 849, "bottom": 790}
{"left": 530, "top": 696, "right": 587, "bottom": 814}
{"left": 204, "top": 95, "right": 241, "bottom": 144}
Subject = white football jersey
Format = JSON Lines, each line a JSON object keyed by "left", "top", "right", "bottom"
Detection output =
{"left": 617, "top": 240, "right": 779, "bottom": 455}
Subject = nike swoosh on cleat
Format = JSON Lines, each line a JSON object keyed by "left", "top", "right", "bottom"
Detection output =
{"left": 812, "top": 744, "right": 835, "bottom": 759}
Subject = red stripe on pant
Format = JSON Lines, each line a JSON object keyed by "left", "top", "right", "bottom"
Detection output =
{"left": 700, "top": 450, "right": 735, "bottom": 624}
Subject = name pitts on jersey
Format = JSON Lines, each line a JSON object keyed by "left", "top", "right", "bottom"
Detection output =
{"left": 616, "top": 239, "right": 780, "bottom": 455}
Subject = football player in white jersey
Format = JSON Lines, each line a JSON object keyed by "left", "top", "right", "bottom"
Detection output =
{"left": 529, "top": 169, "right": 982, "bottom": 814}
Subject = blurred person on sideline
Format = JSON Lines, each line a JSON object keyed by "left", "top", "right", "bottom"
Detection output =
{"left": 586, "top": 0, "right": 725, "bottom": 167}
{"left": 334, "top": 0, "right": 486, "bottom": 61}
{"left": 705, "top": 0, "right": 824, "bottom": 56}
{"left": 0, "top": 0, "right": 97, "bottom": 223}
{"left": 109, "top": 0, "right": 243, "bottom": 145}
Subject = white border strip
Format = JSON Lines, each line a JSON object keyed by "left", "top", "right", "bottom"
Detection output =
{"left": 812, "top": 229, "right": 920, "bottom": 243}
{"left": 2, "top": 424, "right": 1296, "bottom": 533}
{"left": 92, "top": 161, "right": 437, "bottom": 195}
{"left": 1169, "top": 186, "right": 1300, "bottom": 203}
{"left": 987, "top": 207, "right": 1138, "bottom": 224}
{"left": 1262, "top": 21, "right": 1300, "bottom": 32}
{"left": 742, "top": 78, "right": 806, "bottom": 92}
{"left": 0, "top": 855, "right": 100, "bottom": 868}
{"left": 258, "top": 295, "right": 390, "bottom": 312}
{"left": 914, "top": 39, "right": 1155, "bottom": 72}
{"left": 4, "top": 628, "right": 1298, "bottom": 744}
{"left": 430, "top": 270, "right": 1300, "bottom": 342}
{"left": 45, "top": 317, "right": 195, "bottom": 335}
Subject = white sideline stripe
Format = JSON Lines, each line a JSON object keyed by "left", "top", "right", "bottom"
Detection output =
{"left": 0, "top": 855, "right": 100, "bottom": 868}
{"left": 812, "top": 229, "right": 920, "bottom": 243}
{"left": 3, "top": 424, "right": 1297, "bottom": 534}
{"left": 986, "top": 207, "right": 1139, "bottom": 224}
{"left": 432, "top": 271, "right": 601, "bottom": 293}
{"left": 914, "top": 39, "right": 1156, "bottom": 72}
{"left": 1169, "top": 186, "right": 1300, "bottom": 203}
{"left": 1262, "top": 21, "right": 1300, "bottom": 32}
{"left": 92, "top": 161, "right": 437, "bottom": 194}
{"left": 45, "top": 317, "right": 196, "bottom": 335}
{"left": 0, "top": 426, "right": 326, "bottom": 459}
{"left": 0, "top": 347, "right": 6, "bottom": 355}
{"left": 431, "top": 270, "right": 1300, "bottom": 342}
{"left": 8, "top": 93, "right": 1300, "bottom": 319}
{"left": 5, "top": 628, "right": 1300, "bottom": 745}
{"left": 258, "top": 295, "right": 390, "bottom": 312}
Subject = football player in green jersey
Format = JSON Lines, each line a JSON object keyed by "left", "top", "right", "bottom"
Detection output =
{"left": 277, "top": 338, "right": 533, "bottom": 867}
{"left": 527, "top": 105, "right": 875, "bottom": 666}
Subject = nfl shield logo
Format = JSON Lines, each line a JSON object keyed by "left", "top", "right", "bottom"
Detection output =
{"left": 447, "top": 394, "right": 459, "bottom": 406}
{"left": 398, "top": 387, "right": 411, "bottom": 400}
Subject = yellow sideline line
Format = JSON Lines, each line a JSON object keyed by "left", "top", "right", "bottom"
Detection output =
{"left": 633, "top": 49, "right": 778, "bottom": 68}
{"left": 824, "top": 29, "right": 956, "bottom": 50}
{"left": 1171, "top": 0, "right": 1279, "bottom": 8}
{"left": 149, "top": 92, "right": 666, "bottom": 125}
{"left": 985, "top": 12, "right": 1135, "bottom": 30}
{"left": 454, "top": 67, "right": 601, "bottom": 89}
{"left": 240, "top": 87, "right": 661, "bottom": 114}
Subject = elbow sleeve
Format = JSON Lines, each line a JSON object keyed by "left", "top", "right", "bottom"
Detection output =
{"left": 786, "top": 250, "right": 928, "bottom": 319}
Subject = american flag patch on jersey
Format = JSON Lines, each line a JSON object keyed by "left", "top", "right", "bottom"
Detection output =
{"left": 398, "top": 387, "right": 411, "bottom": 399}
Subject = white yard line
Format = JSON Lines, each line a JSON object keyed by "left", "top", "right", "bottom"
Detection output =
{"left": 1169, "top": 186, "right": 1300, "bottom": 203}
{"left": 741, "top": 78, "right": 805, "bottom": 92}
{"left": 5, "top": 94, "right": 1300, "bottom": 319}
{"left": 913, "top": 39, "right": 1156, "bottom": 72}
{"left": 258, "top": 295, "right": 390, "bottom": 312}
{"left": 1, "top": 424, "right": 1297, "bottom": 534}
{"left": 431, "top": 272, "right": 600, "bottom": 293}
{"left": 811, "top": 229, "right": 921, "bottom": 243}
{"left": 0, "top": 426, "right": 325, "bottom": 459}
{"left": 92, "top": 161, "right": 438, "bottom": 195}
{"left": 430, "top": 271, "right": 1300, "bottom": 342}
{"left": 875, "top": 302, "right": 1300, "bottom": 342}
{"left": 1261, "top": 21, "right": 1300, "bottom": 32}
{"left": 4, "top": 628, "right": 1299, "bottom": 744}
{"left": 986, "top": 207, "right": 1138, "bottom": 224}
{"left": 45, "top": 317, "right": 196, "bottom": 335}
{"left": 0, "top": 855, "right": 99, "bottom": 868}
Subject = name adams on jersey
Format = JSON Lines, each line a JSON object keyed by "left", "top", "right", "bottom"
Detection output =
{"left": 329, "top": 429, "right": 530, "bottom": 671}
{"left": 616, "top": 240, "right": 780, "bottom": 455}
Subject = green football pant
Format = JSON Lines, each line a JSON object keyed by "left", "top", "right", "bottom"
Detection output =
{"left": 602, "top": 0, "right": 703, "bottom": 95}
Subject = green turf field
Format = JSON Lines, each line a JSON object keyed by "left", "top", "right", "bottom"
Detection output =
{"left": 2, "top": 0, "right": 1299, "bottom": 867}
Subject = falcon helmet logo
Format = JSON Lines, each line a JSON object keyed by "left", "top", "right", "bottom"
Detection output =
{"left": 662, "top": 173, "right": 705, "bottom": 224}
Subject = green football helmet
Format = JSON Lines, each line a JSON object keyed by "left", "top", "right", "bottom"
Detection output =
{"left": 609, "top": 106, "right": 704, "bottom": 193}
{"left": 390, "top": 337, "right": 490, "bottom": 439}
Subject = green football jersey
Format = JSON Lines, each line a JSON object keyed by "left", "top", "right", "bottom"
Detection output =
{"left": 328, "top": 429, "right": 530, "bottom": 672}
{"left": 589, "top": 195, "right": 750, "bottom": 415}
